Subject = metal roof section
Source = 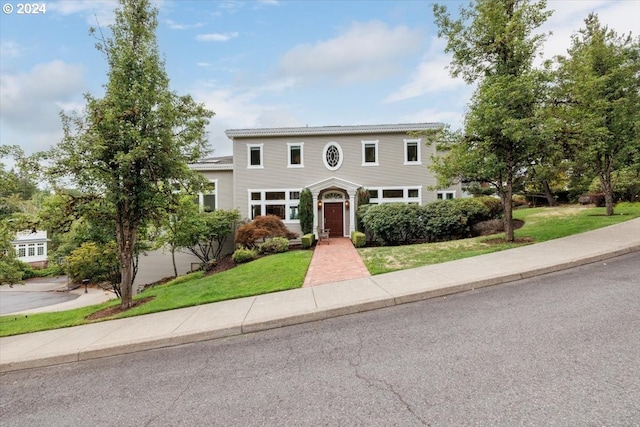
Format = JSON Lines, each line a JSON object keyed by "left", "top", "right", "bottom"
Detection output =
{"left": 188, "top": 155, "right": 234, "bottom": 170}
{"left": 225, "top": 122, "right": 445, "bottom": 139}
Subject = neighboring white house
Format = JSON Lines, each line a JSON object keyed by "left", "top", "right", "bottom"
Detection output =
{"left": 190, "top": 122, "right": 462, "bottom": 241}
{"left": 11, "top": 230, "right": 50, "bottom": 267}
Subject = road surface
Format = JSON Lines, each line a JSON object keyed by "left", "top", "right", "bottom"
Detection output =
{"left": 1, "top": 252, "right": 639, "bottom": 426}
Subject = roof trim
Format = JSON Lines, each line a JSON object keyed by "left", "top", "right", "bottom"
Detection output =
{"left": 225, "top": 122, "right": 445, "bottom": 139}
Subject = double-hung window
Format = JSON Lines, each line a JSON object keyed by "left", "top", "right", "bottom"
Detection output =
{"left": 287, "top": 142, "right": 304, "bottom": 168}
{"left": 404, "top": 138, "right": 421, "bottom": 165}
{"left": 361, "top": 140, "right": 379, "bottom": 166}
{"left": 248, "top": 144, "right": 263, "bottom": 168}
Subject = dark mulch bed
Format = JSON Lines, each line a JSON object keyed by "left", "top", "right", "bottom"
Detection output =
{"left": 482, "top": 236, "right": 534, "bottom": 244}
{"left": 86, "top": 296, "right": 155, "bottom": 321}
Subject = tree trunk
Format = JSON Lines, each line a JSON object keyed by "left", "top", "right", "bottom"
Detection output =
{"left": 116, "top": 218, "right": 137, "bottom": 309}
{"left": 502, "top": 187, "right": 515, "bottom": 242}
{"left": 171, "top": 246, "right": 178, "bottom": 278}
{"left": 541, "top": 179, "right": 556, "bottom": 207}
{"left": 503, "top": 154, "right": 515, "bottom": 242}
{"left": 600, "top": 174, "right": 615, "bottom": 216}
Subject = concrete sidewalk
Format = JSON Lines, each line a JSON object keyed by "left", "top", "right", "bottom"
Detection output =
{"left": 1, "top": 219, "right": 639, "bottom": 373}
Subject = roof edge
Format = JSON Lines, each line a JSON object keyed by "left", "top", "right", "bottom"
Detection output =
{"left": 225, "top": 122, "right": 445, "bottom": 139}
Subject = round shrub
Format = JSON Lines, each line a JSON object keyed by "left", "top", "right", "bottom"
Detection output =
{"left": 232, "top": 247, "right": 257, "bottom": 264}
{"left": 422, "top": 200, "right": 467, "bottom": 242}
{"left": 450, "top": 198, "right": 491, "bottom": 225}
{"left": 360, "top": 203, "right": 428, "bottom": 245}
{"left": 475, "top": 196, "right": 503, "bottom": 219}
{"left": 258, "top": 237, "right": 290, "bottom": 254}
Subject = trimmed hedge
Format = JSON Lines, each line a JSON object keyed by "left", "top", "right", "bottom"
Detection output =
{"left": 360, "top": 203, "right": 428, "bottom": 245}
{"left": 359, "top": 198, "right": 501, "bottom": 246}
{"left": 350, "top": 231, "right": 366, "bottom": 248}
{"left": 301, "top": 233, "right": 315, "bottom": 249}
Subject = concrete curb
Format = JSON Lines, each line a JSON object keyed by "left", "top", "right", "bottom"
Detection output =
{"left": 1, "top": 226, "right": 639, "bottom": 373}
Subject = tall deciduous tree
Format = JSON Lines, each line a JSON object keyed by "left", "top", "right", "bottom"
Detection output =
{"left": 431, "top": 0, "right": 552, "bottom": 241}
{"left": 554, "top": 14, "right": 640, "bottom": 215}
{"left": 45, "top": 0, "right": 213, "bottom": 308}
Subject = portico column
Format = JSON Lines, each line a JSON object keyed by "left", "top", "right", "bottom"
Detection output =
{"left": 312, "top": 192, "right": 319, "bottom": 238}
{"left": 348, "top": 191, "right": 356, "bottom": 235}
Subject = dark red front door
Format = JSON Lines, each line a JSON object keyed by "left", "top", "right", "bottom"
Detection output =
{"left": 323, "top": 203, "right": 343, "bottom": 237}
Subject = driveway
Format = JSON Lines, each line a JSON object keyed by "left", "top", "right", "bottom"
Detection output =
{"left": 0, "top": 276, "right": 77, "bottom": 315}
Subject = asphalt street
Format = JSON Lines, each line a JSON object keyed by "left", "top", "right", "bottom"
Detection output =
{"left": 0, "top": 276, "right": 76, "bottom": 316}
{"left": 1, "top": 252, "right": 639, "bottom": 426}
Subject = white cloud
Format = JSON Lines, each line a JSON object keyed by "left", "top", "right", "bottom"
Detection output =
{"left": 278, "top": 20, "right": 423, "bottom": 85}
{"left": 403, "top": 108, "right": 465, "bottom": 130}
{"left": 196, "top": 32, "right": 239, "bottom": 42}
{"left": 0, "top": 61, "right": 86, "bottom": 154}
{"left": 165, "top": 19, "right": 203, "bottom": 30}
{"left": 539, "top": 0, "right": 639, "bottom": 61}
{"left": 191, "top": 81, "right": 304, "bottom": 156}
{"left": 0, "top": 41, "right": 22, "bottom": 59}
{"left": 48, "top": 0, "right": 118, "bottom": 26}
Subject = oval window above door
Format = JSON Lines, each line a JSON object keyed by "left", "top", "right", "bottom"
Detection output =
{"left": 323, "top": 142, "right": 343, "bottom": 171}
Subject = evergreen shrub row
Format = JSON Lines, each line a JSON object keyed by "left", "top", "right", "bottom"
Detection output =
{"left": 359, "top": 198, "right": 499, "bottom": 246}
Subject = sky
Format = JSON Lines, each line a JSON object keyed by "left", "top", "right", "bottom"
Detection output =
{"left": 1, "top": 0, "right": 639, "bottom": 161}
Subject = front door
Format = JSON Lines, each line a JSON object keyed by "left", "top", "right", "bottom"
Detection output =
{"left": 323, "top": 202, "right": 343, "bottom": 237}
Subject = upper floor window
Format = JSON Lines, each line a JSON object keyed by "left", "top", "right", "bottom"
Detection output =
{"left": 287, "top": 142, "right": 304, "bottom": 168}
{"left": 248, "top": 144, "right": 263, "bottom": 168}
{"left": 404, "top": 138, "right": 422, "bottom": 165}
{"left": 362, "top": 140, "right": 379, "bottom": 166}
{"left": 323, "top": 142, "right": 343, "bottom": 171}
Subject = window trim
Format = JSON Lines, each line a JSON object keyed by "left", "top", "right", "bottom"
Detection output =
{"left": 248, "top": 188, "right": 302, "bottom": 222}
{"left": 368, "top": 186, "right": 422, "bottom": 204}
{"left": 322, "top": 142, "right": 343, "bottom": 171}
{"left": 437, "top": 191, "right": 456, "bottom": 200}
{"left": 197, "top": 179, "right": 217, "bottom": 211}
{"left": 247, "top": 143, "right": 264, "bottom": 169}
{"left": 361, "top": 140, "right": 379, "bottom": 166}
{"left": 404, "top": 138, "right": 422, "bottom": 165}
{"left": 287, "top": 142, "right": 304, "bottom": 168}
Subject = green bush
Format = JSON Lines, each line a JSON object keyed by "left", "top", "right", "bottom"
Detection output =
{"left": 258, "top": 237, "right": 290, "bottom": 254}
{"left": 360, "top": 203, "right": 428, "bottom": 245}
{"left": 65, "top": 241, "right": 120, "bottom": 284}
{"left": 22, "top": 264, "right": 64, "bottom": 279}
{"left": 422, "top": 200, "right": 468, "bottom": 242}
{"left": 475, "top": 196, "right": 503, "bottom": 219}
{"left": 351, "top": 231, "right": 366, "bottom": 248}
{"left": 451, "top": 198, "right": 491, "bottom": 225}
{"left": 301, "top": 233, "right": 315, "bottom": 249}
{"left": 232, "top": 247, "right": 257, "bottom": 264}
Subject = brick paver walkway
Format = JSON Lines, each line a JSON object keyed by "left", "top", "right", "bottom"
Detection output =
{"left": 303, "top": 237, "right": 370, "bottom": 287}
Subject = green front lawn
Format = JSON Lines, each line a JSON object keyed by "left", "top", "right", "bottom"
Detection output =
{"left": 358, "top": 203, "right": 640, "bottom": 275}
{"left": 0, "top": 250, "right": 312, "bottom": 337}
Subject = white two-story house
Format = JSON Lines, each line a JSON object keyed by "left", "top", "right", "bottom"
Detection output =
{"left": 190, "top": 122, "right": 462, "bottom": 240}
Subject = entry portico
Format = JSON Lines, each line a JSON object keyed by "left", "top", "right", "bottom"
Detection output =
{"left": 307, "top": 176, "right": 360, "bottom": 238}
